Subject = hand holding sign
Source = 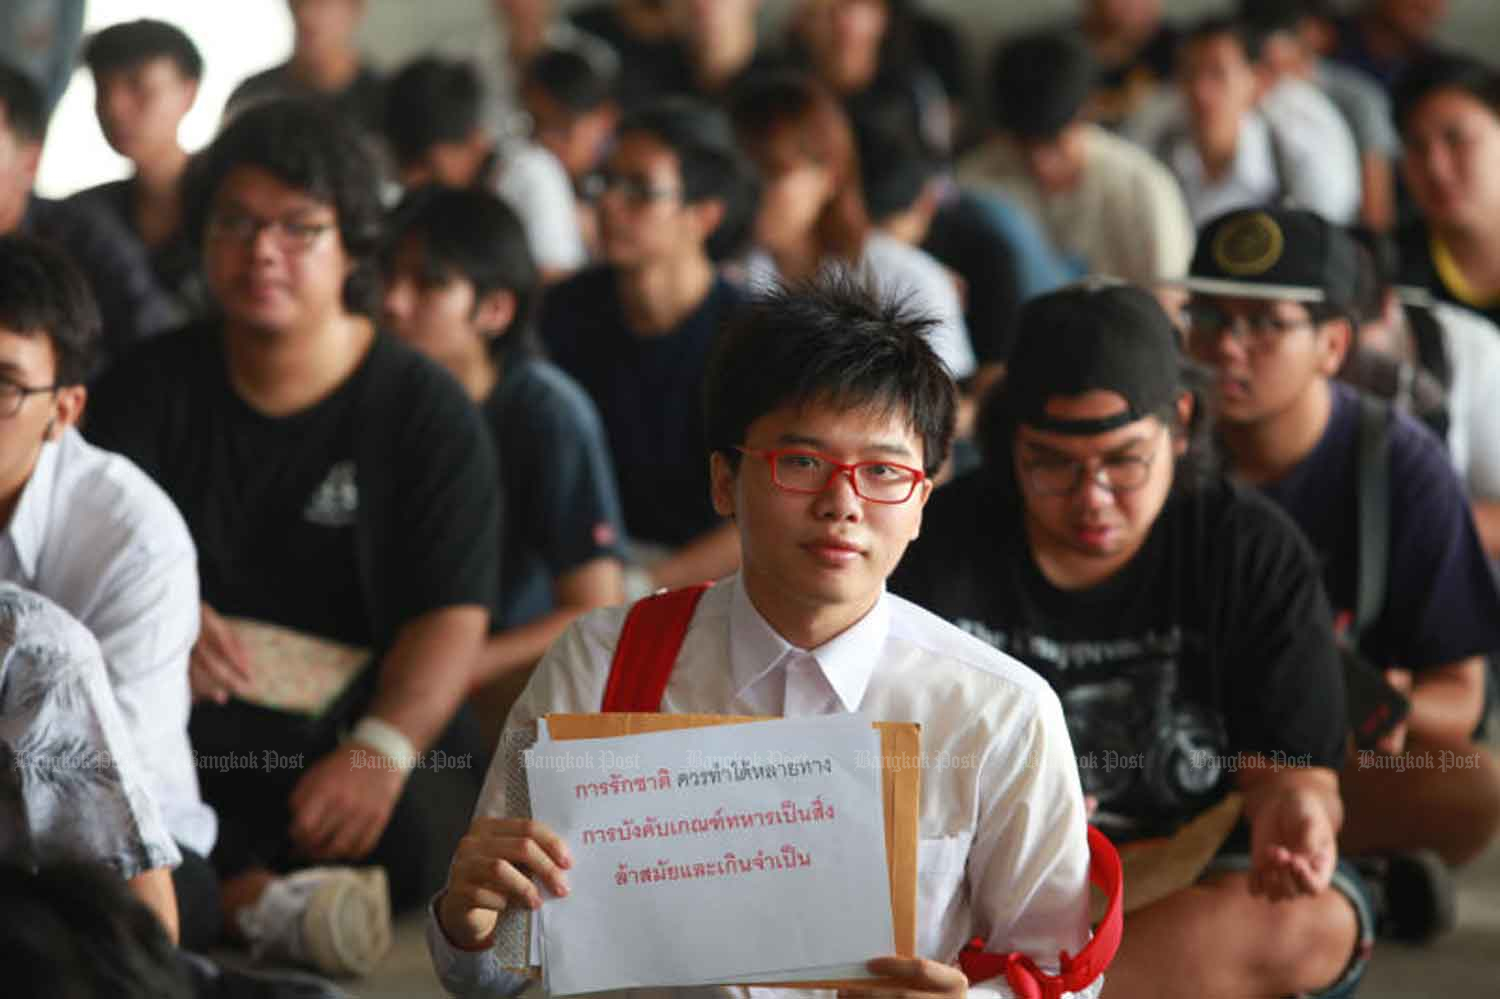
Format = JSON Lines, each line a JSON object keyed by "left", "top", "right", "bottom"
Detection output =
{"left": 438, "top": 818, "right": 573, "bottom": 949}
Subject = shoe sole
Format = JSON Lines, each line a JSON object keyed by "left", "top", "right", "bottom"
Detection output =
{"left": 303, "top": 867, "right": 392, "bottom": 977}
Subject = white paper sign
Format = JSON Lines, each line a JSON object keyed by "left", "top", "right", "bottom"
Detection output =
{"left": 525, "top": 715, "right": 893, "bottom": 996}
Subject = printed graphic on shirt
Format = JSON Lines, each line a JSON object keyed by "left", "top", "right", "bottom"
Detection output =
{"left": 0, "top": 587, "right": 178, "bottom": 879}
{"left": 956, "top": 619, "right": 1230, "bottom": 839}
{"left": 302, "top": 461, "right": 359, "bottom": 527}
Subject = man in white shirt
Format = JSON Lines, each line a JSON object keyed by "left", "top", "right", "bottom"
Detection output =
{"left": 1242, "top": 0, "right": 1400, "bottom": 231}
{"left": 0, "top": 236, "right": 215, "bottom": 944}
{"left": 957, "top": 31, "right": 1194, "bottom": 287}
{"left": 428, "top": 277, "right": 1101, "bottom": 998}
{"left": 1161, "top": 17, "right": 1360, "bottom": 227}
{"left": 1347, "top": 234, "right": 1500, "bottom": 559}
{"left": 383, "top": 55, "right": 586, "bottom": 283}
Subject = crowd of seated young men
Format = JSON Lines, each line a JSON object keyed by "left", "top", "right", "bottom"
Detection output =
{"left": 4, "top": 2, "right": 1498, "bottom": 997}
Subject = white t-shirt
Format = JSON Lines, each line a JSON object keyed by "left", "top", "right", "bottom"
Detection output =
{"left": 1428, "top": 301, "right": 1500, "bottom": 500}
{"left": 0, "top": 428, "right": 212, "bottom": 855}
{"left": 491, "top": 140, "right": 588, "bottom": 276}
{"left": 427, "top": 575, "right": 1098, "bottom": 999}
{"left": 1158, "top": 83, "right": 1360, "bottom": 227}
{"left": 957, "top": 123, "right": 1195, "bottom": 286}
{"left": 1259, "top": 78, "right": 1361, "bottom": 222}
{"left": 745, "top": 232, "right": 977, "bottom": 379}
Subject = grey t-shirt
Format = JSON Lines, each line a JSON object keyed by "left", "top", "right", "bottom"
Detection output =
{"left": 0, "top": 584, "right": 179, "bottom": 880}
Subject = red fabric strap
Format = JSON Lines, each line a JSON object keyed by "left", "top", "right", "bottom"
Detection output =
{"left": 600, "top": 584, "right": 712, "bottom": 712}
{"left": 957, "top": 826, "right": 1123, "bottom": 999}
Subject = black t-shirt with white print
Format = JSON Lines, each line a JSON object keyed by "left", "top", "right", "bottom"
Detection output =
{"left": 891, "top": 471, "right": 1347, "bottom": 842}
{"left": 85, "top": 322, "right": 499, "bottom": 650}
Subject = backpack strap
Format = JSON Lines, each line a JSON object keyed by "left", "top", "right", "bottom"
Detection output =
{"left": 1353, "top": 394, "right": 1391, "bottom": 641}
{"left": 1263, "top": 114, "right": 1296, "bottom": 209}
{"left": 958, "top": 826, "right": 1124, "bottom": 999}
{"left": 1404, "top": 302, "right": 1453, "bottom": 391}
{"left": 601, "top": 583, "right": 713, "bottom": 712}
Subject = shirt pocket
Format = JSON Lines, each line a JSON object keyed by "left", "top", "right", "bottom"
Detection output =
{"left": 916, "top": 832, "right": 974, "bottom": 958}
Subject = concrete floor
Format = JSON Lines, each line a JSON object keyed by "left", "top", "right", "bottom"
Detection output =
{"left": 328, "top": 834, "right": 1500, "bottom": 998}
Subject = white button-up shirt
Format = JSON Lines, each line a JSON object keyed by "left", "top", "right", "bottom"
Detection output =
{"left": 0, "top": 428, "right": 213, "bottom": 855}
{"left": 429, "top": 575, "right": 1098, "bottom": 999}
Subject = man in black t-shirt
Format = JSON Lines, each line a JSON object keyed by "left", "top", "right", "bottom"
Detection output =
{"left": 1182, "top": 208, "right": 1500, "bottom": 891}
{"left": 0, "top": 64, "right": 178, "bottom": 373}
{"left": 223, "top": 0, "right": 385, "bottom": 138}
{"left": 537, "top": 98, "right": 752, "bottom": 599}
{"left": 86, "top": 101, "right": 500, "bottom": 979}
{"left": 69, "top": 20, "right": 207, "bottom": 321}
{"left": 894, "top": 285, "right": 1368, "bottom": 998}
{"left": 382, "top": 186, "right": 626, "bottom": 693}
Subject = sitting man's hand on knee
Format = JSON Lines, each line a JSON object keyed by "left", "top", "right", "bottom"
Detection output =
{"left": 1243, "top": 759, "right": 1341, "bottom": 901}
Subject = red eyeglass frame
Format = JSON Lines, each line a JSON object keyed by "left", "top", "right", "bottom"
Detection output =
{"left": 735, "top": 446, "right": 927, "bottom": 504}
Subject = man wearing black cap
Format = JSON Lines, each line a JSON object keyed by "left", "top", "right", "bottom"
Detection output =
{"left": 1183, "top": 206, "right": 1500, "bottom": 928}
{"left": 893, "top": 283, "right": 1370, "bottom": 998}
{"left": 956, "top": 31, "right": 1193, "bottom": 287}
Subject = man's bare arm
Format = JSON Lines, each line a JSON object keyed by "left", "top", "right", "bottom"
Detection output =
{"left": 648, "top": 522, "right": 741, "bottom": 591}
{"left": 1471, "top": 499, "right": 1500, "bottom": 560}
{"left": 127, "top": 866, "right": 180, "bottom": 945}
{"left": 287, "top": 605, "right": 489, "bottom": 859}
{"left": 474, "top": 558, "right": 624, "bottom": 688}
{"left": 366, "top": 605, "right": 490, "bottom": 751}
{"left": 1405, "top": 657, "right": 1488, "bottom": 744}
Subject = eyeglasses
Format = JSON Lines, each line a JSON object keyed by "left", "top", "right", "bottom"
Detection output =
{"left": 1182, "top": 303, "right": 1312, "bottom": 351}
{"left": 0, "top": 376, "right": 57, "bottom": 419}
{"left": 581, "top": 171, "right": 683, "bottom": 207}
{"left": 206, "top": 210, "right": 336, "bottom": 252}
{"left": 1019, "top": 432, "right": 1166, "bottom": 497}
{"left": 736, "top": 447, "right": 926, "bottom": 504}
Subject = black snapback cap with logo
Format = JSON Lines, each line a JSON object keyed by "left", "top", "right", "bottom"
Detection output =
{"left": 1178, "top": 207, "right": 1361, "bottom": 310}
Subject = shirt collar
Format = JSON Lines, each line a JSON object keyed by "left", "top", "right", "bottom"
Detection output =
{"left": 5, "top": 437, "right": 59, "bottom": 581}
{"left": 727, "top": 573, "right": 890, "bottom": 712}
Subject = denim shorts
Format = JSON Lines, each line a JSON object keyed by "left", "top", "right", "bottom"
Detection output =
{"left": 1202, "top": 855, "right": 1375, "bottom": 999}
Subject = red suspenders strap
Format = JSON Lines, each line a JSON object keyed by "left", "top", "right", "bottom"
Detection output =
{"left": 600, "top": 583, "right": 713, "bottom": 712}
{"left": 957, "top": 826, "right": 1124, "bottom": 999}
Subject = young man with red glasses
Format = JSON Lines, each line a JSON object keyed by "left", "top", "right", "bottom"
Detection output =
{"left": 892, "top": 284, "right": 1370, "bottom": 998}
{"left": 429, "top": 276, "right": 1102, "bottom": 999}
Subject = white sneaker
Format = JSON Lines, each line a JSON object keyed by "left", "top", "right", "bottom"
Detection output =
{"left": 238, "top": 866, "right": 392, "bottom": 978}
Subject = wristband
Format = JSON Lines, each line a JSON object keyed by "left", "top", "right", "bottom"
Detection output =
{"left": 348, "top": 716, "right": 418, "bottom": 774}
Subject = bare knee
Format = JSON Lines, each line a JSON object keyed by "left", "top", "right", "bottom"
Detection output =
{"left": 1438, "top": 746, "right": 1500, "bottom": 865}
{"left": 1195, "top": 874, "right": 1357, "bottom": 996}
{"left": 1111, "top": 874, "right": 1358, "bottom": 998}
{"left": 1341, "top": 742, "right": 1500, "bottom": 863}
{"left": 1244, "top": 882, "right": 1358, "bottom": 993}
